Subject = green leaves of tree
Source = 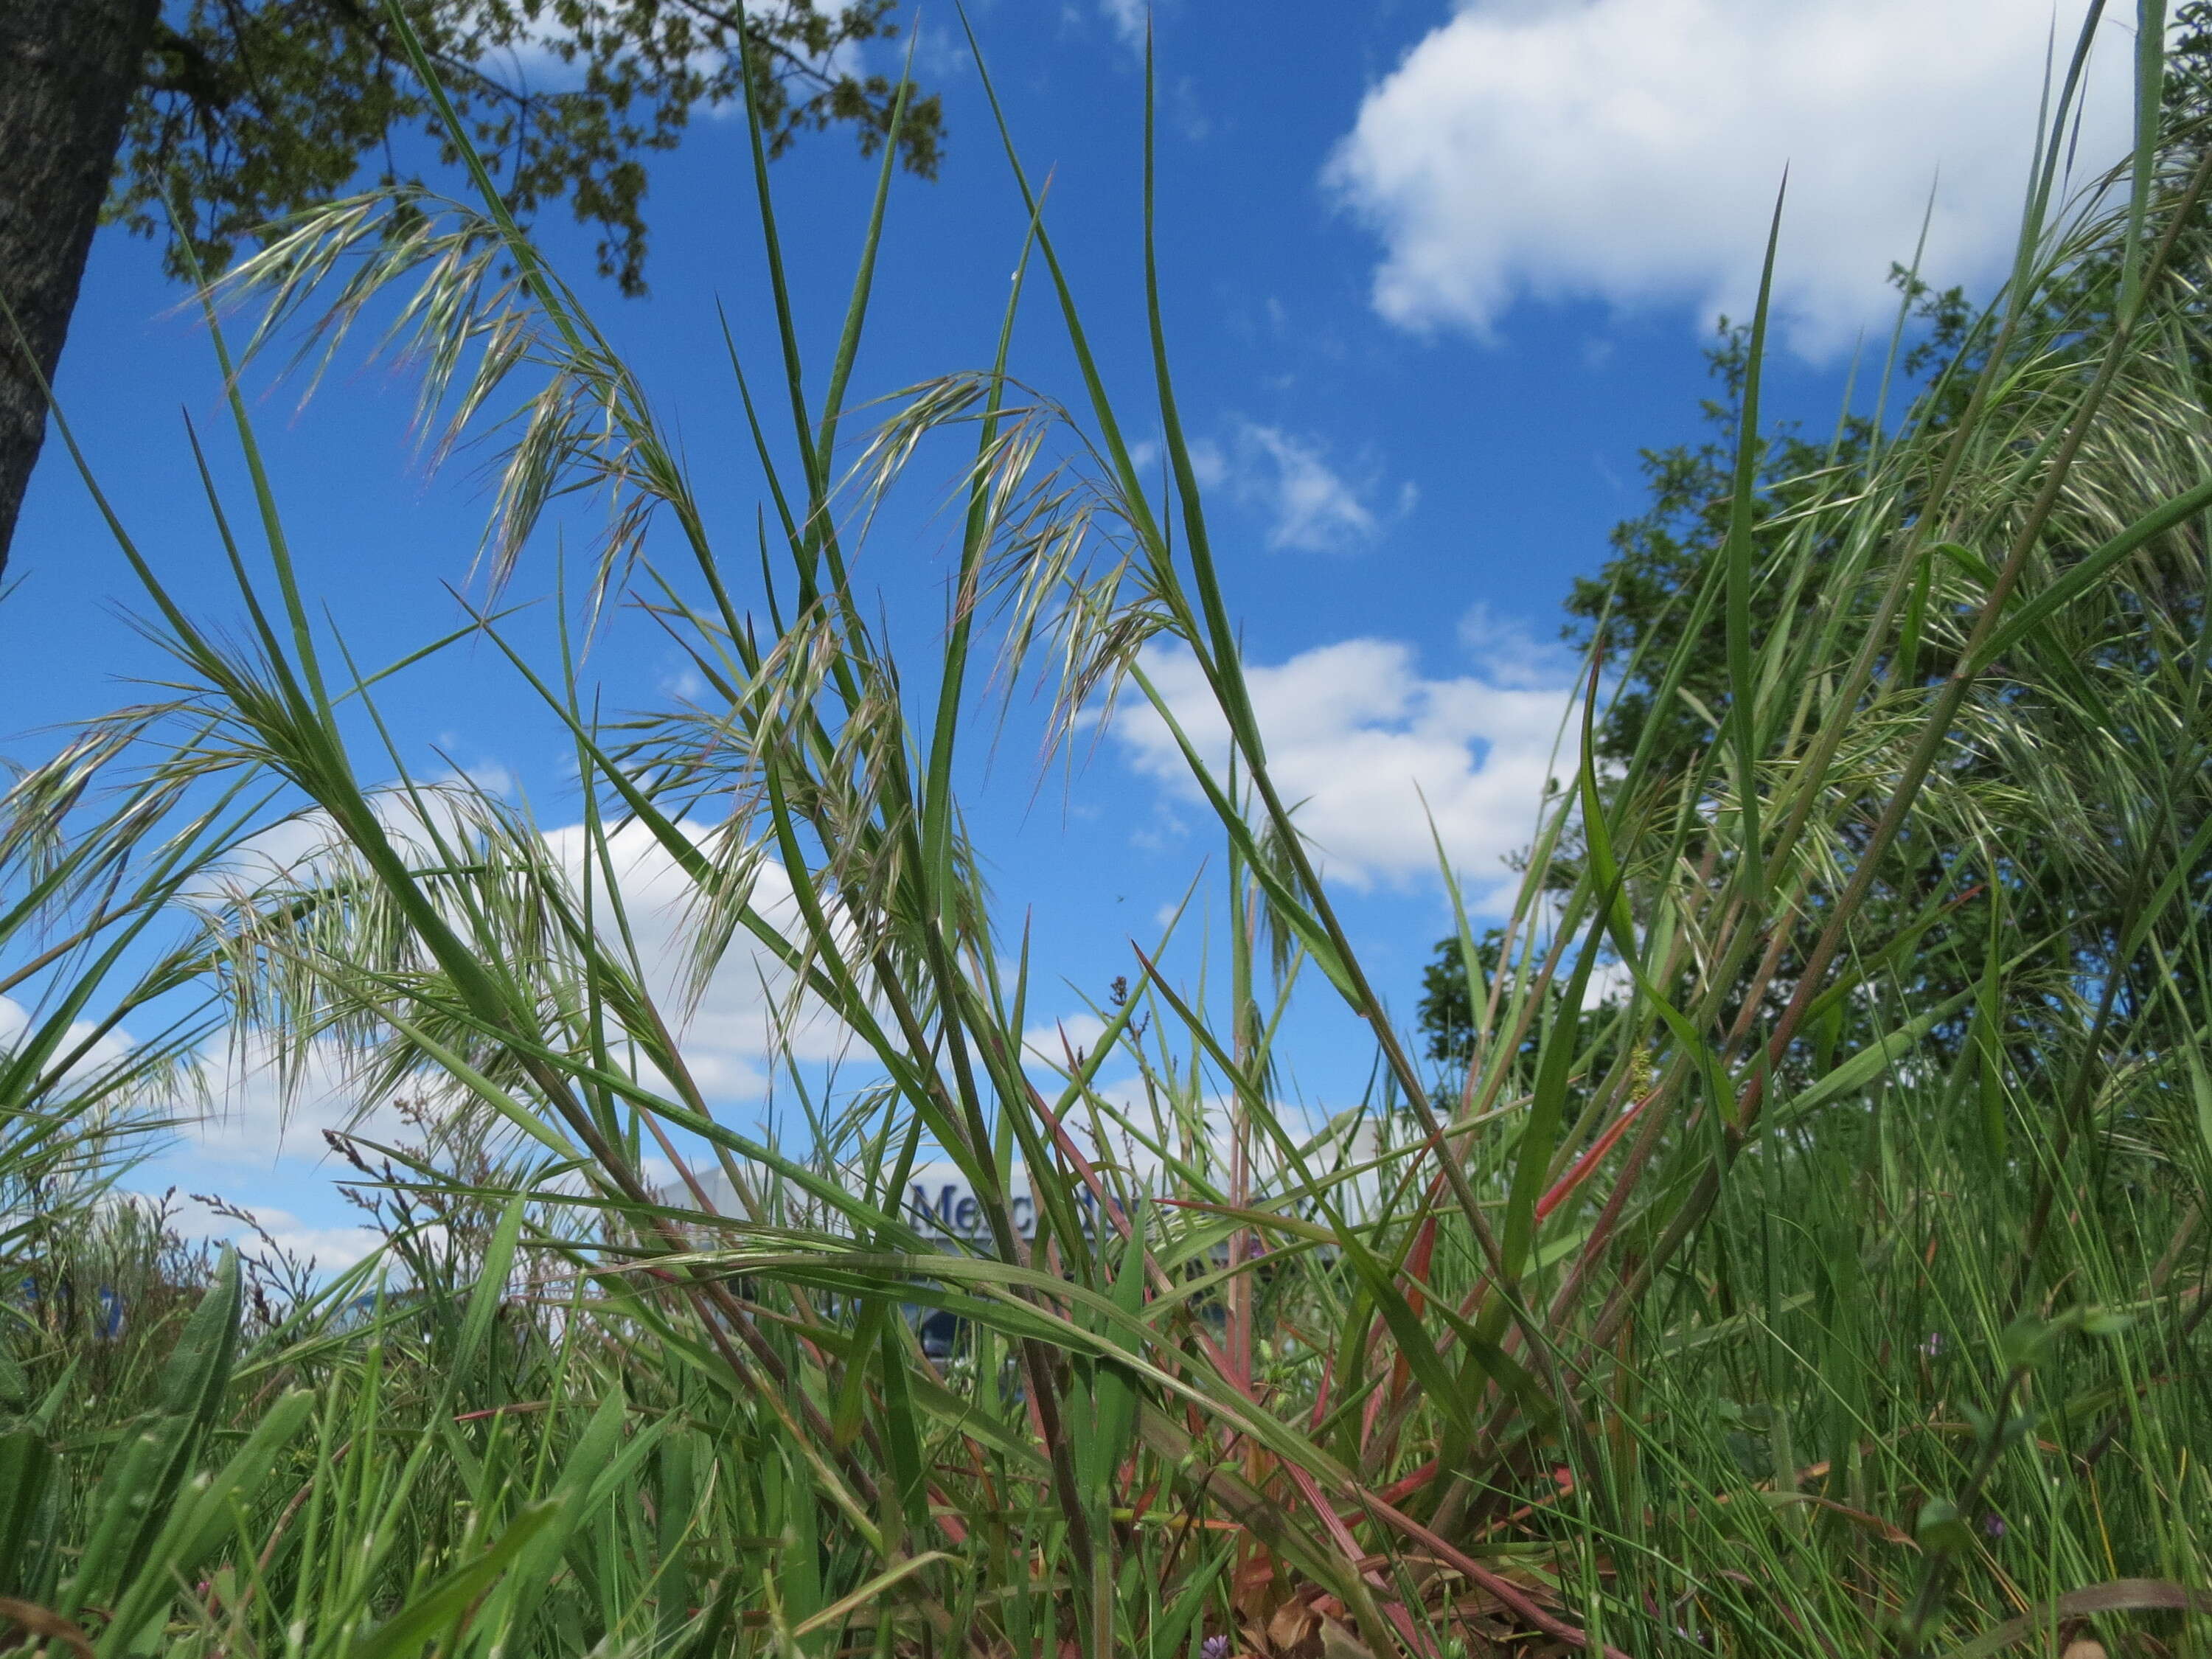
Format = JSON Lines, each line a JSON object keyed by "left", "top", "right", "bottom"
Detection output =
{"left": 114, "top": 0, "right": 942, "bottom": 293}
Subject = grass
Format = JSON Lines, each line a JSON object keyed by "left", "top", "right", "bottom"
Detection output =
{"left": 5, "top": 7, "right": 2212, "bottom": 1657}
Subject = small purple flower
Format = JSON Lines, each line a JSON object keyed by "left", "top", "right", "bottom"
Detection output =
{"left": 1920, "top": 1331, "right": 1946, "bottom": 1358}
{"left": 1981, "top": 1512, "right": 2007, "bottom": 1539}
{"left": 1200, "top": 1638, "right": 1232, "bottom": 1659}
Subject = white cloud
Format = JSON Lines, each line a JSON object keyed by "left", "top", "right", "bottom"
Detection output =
{"left": 1201, "top": 420, "right": 1405, "bottom": 553}
{"left": 193, "top": 776, "right": 507, "bottom": 903}
{"left": 0, "top": 995, "right": 137, "bottom": 1092}
{"left": 1109, "top": 639, "right": 1577, "bottom": 902}
{"left": 1100, "top": 0, "right": 1147, "bottom": 49}
{"left": 187, "top": 808, "right": 851, "bottom": 1175}
{"left": 1020, "top": 1012, "right": 1110, "bottom": 1069}
{"left": 166, "top": 810, "right": 855, "bottom": 1256}
{"left": 1458, "top": 601, "right": 1579, "bottom": 689}
{"left": 538, "top": 818, "right": 853, "bottom": 1094}
{"left": 1184, "top": 438, "right": 1225, "bottom": 490}
{"left": 1326, "top": 0, "right": 2134, "bottom": 357}
{"left": 191, "top": 1036, "right": 410, "bottom": 1167}
{"left": 156, "top": 1191, "right": 386, "bottom": 1273}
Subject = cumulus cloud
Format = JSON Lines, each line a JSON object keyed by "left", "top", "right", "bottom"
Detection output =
{"left": 0, "top": 995, "right": 137, "bottom": 1091}
{"left": 192, "top": 1035, "right": 411, "bottom": 1167}
{"left": 537, "top": 818, "right": 846, "bottom": 1097}
{"left": 1109, "top": 638, "right": 1576, "bottom": 902}
{"left": 163, "top": 810, "right": 861, "bottom": 1256}
{"left": 187, "top": 808, "right": 851, "bottom": 1176}
{"left": 156, "top": 1190, "right": 386, "bottom": 1273}
{"left": 1020, "top": 1012, "right": 1110, "bottom": 1068}
{"left": 1326, "top": 0, "right": 2134, "bottom": 356}
{"left": 1196, "top": 420, "right": 1408, "bottom": 552}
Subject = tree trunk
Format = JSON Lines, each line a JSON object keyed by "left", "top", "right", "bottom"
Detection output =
{"left": 0, "top": 0, "right": 158, "bottom": 580}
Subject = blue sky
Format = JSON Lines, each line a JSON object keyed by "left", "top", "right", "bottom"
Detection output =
{"left": 4, "top": 0, "right": 2137, "bottom": 1263}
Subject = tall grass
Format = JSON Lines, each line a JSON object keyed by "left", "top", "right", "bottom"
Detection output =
{"left": 5, "top": 7, "right": 2212, "bottom": 1656}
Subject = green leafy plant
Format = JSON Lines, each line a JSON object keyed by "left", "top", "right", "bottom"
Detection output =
{"left": 6, "top": 5, "right": 2212, "bottom": 1656}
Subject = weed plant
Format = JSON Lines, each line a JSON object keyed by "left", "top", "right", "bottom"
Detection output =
{"left": 5, "top": 7, "right": 2212, "bottom": 1658}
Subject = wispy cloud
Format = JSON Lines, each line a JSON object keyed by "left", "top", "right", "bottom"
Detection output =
{"left": 1458, "top": 602, "right": 1579, "bottom": 689}
{"left": 1197, "top": 420, "right": 1408, "bottom": 553}
{"left": 1099, "top": 0, "right": 1147, "bottom": 49}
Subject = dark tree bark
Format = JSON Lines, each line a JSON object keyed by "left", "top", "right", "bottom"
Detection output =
{"left": 0, "top": 0, "right": 159, "bottom": 581}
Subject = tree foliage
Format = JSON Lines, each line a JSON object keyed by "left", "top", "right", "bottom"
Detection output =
{"left": 116, "top": 0, "right": 942, "bottom": 293}
{"left": 1418, "top": 16, "right": 2212, "bottom": 1094}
